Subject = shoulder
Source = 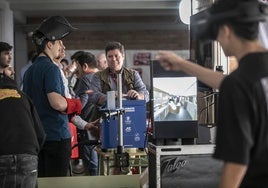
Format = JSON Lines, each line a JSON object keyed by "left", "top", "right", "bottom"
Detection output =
{"left": 82, "top": 73, "right": 94, "bottom": 82}
{"left": 0, "top": 75, "right": 18, "bottom": 89}
{"left": 95, "top": 68, "right": 109, "bottom": 77}
{"left": 220, "top": 75, "right": 238, "bottom": 92}
{"left": 122, "top": 67, "right": 136, "bottom": 77}
{"left": 122, "top": 67, "right": 134, "bottom": 73}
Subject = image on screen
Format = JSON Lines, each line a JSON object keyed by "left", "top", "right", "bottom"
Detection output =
{"left": 153, "top": 77, "right": 197, "bottom": 122}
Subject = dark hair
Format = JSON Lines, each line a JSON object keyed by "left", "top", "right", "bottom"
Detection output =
{"left": 76, "top": 52, "right": 97, "bottom": 69}
{"left": 60, "top": 58, "right": 69, "bottom": 65}
{"left": 105, "top": 41, "right": 125, "bottom": 55}
{"left": 0, "top": 42, "right": 12, "bottom": 53}
{"left": 227, "top": 22, "right": 259, "bottom": 40}
{"left": 32, "top": 31, "right": 51, "bottom": 54}
{"left": 71, "top": 50, "right": 85, "bottom": 61}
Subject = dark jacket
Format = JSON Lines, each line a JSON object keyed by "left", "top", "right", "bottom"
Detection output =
{"left": 0, "top": 73, "right": 45, "bottom": 155}
{"left": 96, "top": 67, "right": 135, "bottom": 94}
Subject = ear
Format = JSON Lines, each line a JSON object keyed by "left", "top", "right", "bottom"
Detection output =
{"left": 82, "top": 63, "right": 88, "bottom": 71}
{"left": 222, "top": 25, "right": 233, "bottom": 40}
{"left": 47, "top": 41, "right": 54, "bottom": 49}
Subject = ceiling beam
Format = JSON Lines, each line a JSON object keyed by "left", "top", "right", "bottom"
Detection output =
{"left": 7, "top": 0, "right": 180, "bottom": 12}
{"left": 16, "top": 21, "right": 188, "bottom": 32}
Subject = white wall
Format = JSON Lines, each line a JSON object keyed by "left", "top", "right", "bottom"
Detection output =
{"left": 0, "top": 1, "right": 14, "bottom": 66}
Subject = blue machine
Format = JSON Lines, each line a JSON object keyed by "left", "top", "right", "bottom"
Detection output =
{"left": 101, "top": 100, "right": 147, "bottom": 149}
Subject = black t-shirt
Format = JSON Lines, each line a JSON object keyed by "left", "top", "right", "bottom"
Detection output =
{"left": 214, "top": 52, "right": 268, "bottom": 187}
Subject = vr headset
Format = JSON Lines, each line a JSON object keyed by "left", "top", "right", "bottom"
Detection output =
{"left": 190, "top": 0, "right": 268, "bottom": 42}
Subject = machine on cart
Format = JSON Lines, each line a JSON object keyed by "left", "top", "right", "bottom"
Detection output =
{"left": 99, "top": 73, "right": 147, "bottom": 173}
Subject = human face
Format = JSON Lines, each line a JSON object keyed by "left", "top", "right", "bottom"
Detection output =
{"left": 97, "top": 53, "right": 108, "bottom": 70}
{"left": 75, "top": 62, "right": 84, "bottom": 79}
{"left": 106, "top": 49, "right": 124, "bottom": 73}
{"left": 216, "top": 25, "right": 233, "bottom": 57}
{"left": 0, "top": 50, "right": 12, "bottom": 70}
{"left": 4, "top": 65, "right": 15, "bottom": 78}
{"left": 60, "top": 61, "right": 68, "bottom": 71}
{"left": 68, "top": 61, "right": 77, "bottom": 73}
{"left": 54, "top": 40, "right": 66, "bottom": 62}
{"left": 58, "top": 40, "right": 66, "bottom": 59}
{"left": 51, "top": 40, "right": 65, "bottom": 60}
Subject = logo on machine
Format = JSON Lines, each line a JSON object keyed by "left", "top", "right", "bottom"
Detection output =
{"left": 124, "top": 107, "right": 135, "bottom": 112}
{"left": 134, "top": 133, "right": 140, "bottom": 142}
{"left": 125, "top": 116, "right": 132, "bottom": 125}
{"left": 161, "top": 156, "right": 187, "bottom": 175}
{"left": 125, "top": 126, "right": 132, "bottom": 133}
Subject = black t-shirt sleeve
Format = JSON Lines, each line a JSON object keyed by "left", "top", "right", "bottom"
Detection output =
{"left": 214, "top": 77, "right": 254, "bottom": 165}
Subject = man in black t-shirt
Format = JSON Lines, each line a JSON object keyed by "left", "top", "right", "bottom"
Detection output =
{"left": 156, "top": 0, "right": 268, "bottom": 187}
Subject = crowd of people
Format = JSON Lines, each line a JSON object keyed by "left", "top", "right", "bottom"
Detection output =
{"left": 1, "top": 0, "right": 268, "bottom": 187}
{"left": 0, "top": 13, "right": 150, "bottom": 187}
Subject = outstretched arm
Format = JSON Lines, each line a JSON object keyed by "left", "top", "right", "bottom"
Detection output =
{"left": 156, "top": 51, "right": 225, "bottom": 89}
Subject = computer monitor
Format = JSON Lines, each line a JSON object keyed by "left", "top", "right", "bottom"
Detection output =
{"left": 150, "top": 60, "right": 198, "bottom": 139}
{"left": 190, "top": 10, "right": 214, "bottom": 92}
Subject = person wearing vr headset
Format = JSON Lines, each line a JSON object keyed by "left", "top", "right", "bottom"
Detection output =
{"left": 0, "top": 41, "right": 45, "bottom": 188}
{"left": 156, "top": 0, "right": 268, "bottom": 187}
{"left": 23, "top": 16, "right": 82, "bottom": 177}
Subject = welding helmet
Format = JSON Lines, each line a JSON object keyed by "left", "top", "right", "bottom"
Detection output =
{"left": 32, "top": 16, "right": 77, "bottom": 46}
{"left": 191, "top": 0, "right": 268, "bottom": 41}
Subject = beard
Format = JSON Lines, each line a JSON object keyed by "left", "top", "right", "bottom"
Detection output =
{"left": 0, "top": 62, "right": 9, "bottom": 69}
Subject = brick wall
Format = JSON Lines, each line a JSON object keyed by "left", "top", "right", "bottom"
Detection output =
{"left": 27, "top": 16, "right": 190, "bottom": 51}
{"left": 64, "top": 30, "right": 189, "bottom": 50}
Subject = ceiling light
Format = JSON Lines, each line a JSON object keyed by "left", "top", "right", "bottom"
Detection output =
{"left": 179, "top": 0, "right": 191, "bottom": 25}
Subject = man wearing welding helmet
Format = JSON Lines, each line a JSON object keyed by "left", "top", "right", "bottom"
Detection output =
{"left": 156, "top": 0, "right": 268, "bottom": 187}
{"left": 23, "top": 16, "right": 82, "bottom": 177}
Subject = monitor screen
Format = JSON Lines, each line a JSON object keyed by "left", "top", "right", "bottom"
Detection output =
{"left": 150, "top": 60, "right": 198, "bottom": 139}
{"left": 153, "top": 77, "right": 197, "bottom": 122}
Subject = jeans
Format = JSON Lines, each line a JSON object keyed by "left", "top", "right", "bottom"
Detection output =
{"left": 82, "top": 145, "right": 98, "bottom": 176}
{"left": 38, "top": 139, "right": 71, "bottom": 177}
{"left": 0, "top": 154, "right": 38, "bottom": 188}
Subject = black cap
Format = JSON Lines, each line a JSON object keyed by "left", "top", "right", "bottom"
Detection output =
{"left": 209, "top": 0, "right": 268, "bottom": 23}
{"left": 0, "top": 42, "right": 12, "bottom": 53}
{"left": 191, "top": 0, "right": 268, "bottom": 41}
{"left": 33, "top": 16, "right": 77, "bottom": 45}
